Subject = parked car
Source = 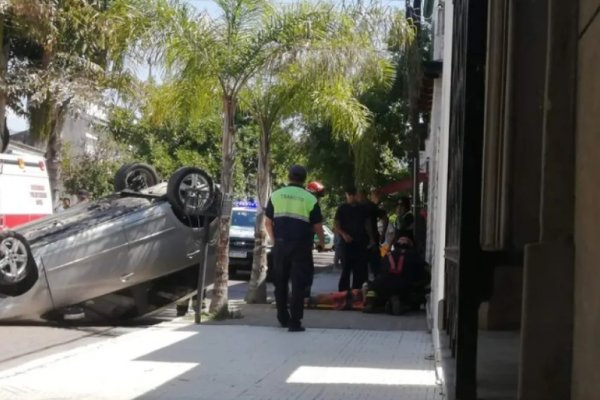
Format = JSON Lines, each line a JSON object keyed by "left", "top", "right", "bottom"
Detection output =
{"left": 313, "top": 225, "right": 335, "bottom": 250}
{"left": 228, "top": 202, "right": 272, "bottom": 279}
{"left": 0, "top": 164, "right": 220, "bottom": 322}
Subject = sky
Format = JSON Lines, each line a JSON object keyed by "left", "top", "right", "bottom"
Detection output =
{"left": 7, "top": 0, "right": 404, "bottom": 134}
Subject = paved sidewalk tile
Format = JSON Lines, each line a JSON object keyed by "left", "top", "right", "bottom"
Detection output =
{"left": 0, "top": 321, "right": 443, "bottom": 400}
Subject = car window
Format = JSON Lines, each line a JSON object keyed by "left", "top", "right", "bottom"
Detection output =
{"left": 231, "top": 210, "right": 256, "bottom": 228}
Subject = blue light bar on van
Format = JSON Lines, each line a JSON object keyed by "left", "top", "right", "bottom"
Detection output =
{"left": 233, "top": 200, "right": 257, "bottom": 208}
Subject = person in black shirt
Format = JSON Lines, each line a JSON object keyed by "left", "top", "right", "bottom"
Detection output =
{"left": 358, "top": 189, "right": 388, "bottom": 277}
{"left": 334, "top": 186, "right": 374, "bottom": 291}
{"left": 305, "top": 181, "right": 326, "bottom": 299}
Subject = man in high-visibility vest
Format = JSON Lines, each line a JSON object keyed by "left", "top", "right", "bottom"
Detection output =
{"left": 265, "top": 165, "right": 325, "bottom": 332}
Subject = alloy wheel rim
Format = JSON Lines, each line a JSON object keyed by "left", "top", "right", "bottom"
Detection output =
{"left": 0, "top": 237, "right": 28, "bottom": 282}
{"left": 125, "top": 169, "right": 154, "bottom": 191}
{"left": 178, "top": 173, "right": 212, "bottom": 214}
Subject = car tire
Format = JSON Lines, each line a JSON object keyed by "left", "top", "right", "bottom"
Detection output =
{"left": 0, "top": 121, "right": 9, "bottom": 153}
{"left": 0, "top": 231, "right": 38, "bottom": 296}
{"left": 167, "top": 167, "right": 215, "bottom": 217}
{"left": 113, "top": 163, "right": 132, "bottom": 190}
{"left": 114, "top": 163, "right": 160, "bottom": 192}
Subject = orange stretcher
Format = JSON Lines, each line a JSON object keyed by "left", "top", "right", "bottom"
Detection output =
{"left": 305, "top": 289, "right": 365, "bottom": 311}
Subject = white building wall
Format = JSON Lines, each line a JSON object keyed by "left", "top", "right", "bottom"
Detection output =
{"left": 425, "top": 0, "right": 453, "bottom": 338}
{"left": 61, "top": 113, "right": 105, "bottom": 157}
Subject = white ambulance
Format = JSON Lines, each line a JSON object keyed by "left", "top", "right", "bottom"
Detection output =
{"left": 0, "top": 144, "right": 53, "bottom": 230}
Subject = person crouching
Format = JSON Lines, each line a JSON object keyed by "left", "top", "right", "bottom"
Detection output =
{"left": 363, "top": 236, "right": 429, "bottom": 315}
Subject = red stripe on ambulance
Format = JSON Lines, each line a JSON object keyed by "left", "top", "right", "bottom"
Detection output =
{"left": 0, "top": 214, "right": 47, "bottom": 229}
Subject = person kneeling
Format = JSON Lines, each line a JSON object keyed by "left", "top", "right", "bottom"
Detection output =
{"left": 363, "top": 236, "right": 428, "bottom": 315}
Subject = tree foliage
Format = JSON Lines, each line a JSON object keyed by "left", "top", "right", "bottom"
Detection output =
{"left": 109, "top": 105, "right": 223, "bottom": 180}
{"left": 60, "top": 135, "right": 131, "bottom": 199}
{"left": 0, "top": 0, "right": 160, "bottom": 204}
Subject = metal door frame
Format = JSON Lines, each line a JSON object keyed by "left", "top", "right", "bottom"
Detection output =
{"left": 442, "top": 0, "right": 488, "bottom": 398}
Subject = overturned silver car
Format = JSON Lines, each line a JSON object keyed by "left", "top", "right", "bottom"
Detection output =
{"left": 0, "top": 165, "right": 220, "bottom": 322}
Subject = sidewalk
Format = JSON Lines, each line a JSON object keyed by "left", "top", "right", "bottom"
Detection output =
{"left": 0, "top": 268, "right": 444, "bottom": 400}
{"left": 212, "top": 270, "right": 428, "bottom": 332}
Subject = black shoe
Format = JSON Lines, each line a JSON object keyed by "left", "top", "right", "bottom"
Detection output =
{"left": 278, "top": 311, "right": 290, "bottom": 328}
{"left": 288, "top": 325, "right": 306, "bottom": 332}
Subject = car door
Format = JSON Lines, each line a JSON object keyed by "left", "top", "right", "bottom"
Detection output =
{"left": 120, "top": 201, "right": 202, "bottom": 285}
{"left": 41, "top": 211, "right": 131, "bottom": 308}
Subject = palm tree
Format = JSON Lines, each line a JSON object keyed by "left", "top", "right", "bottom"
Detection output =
{"left": 3, "top": 0, "right": 155, "bottom": 204}
{"left": 159, "top": 0, "right": 388, "bottom": 314}
{"left": 0, "top": 1, "right": 52, "bottom": 148}
{"left": 240, "top": 2, "right": 412, "bottom": 303}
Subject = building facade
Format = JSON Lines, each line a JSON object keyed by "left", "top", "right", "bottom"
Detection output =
{"left": 10, "top": 110, "right": 106, "bottom": 157}
{"left": 423, "top": 0, "right": 599, "bottom": 399}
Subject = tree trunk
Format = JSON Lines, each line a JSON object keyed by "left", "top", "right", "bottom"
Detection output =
{"left": 245, "top": 124, "right": 271, "bottom": 303}
{"left": 210, "top": 95, "right": 236, "bottom": 316}
{"left": 0, "top": 17, "right": 9, "bottom": 148}
{"left": 46, "top": 105, "right": 67, "bottom": 207}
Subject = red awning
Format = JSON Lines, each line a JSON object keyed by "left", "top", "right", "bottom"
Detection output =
{"left": 376, "top": 173, "right": 428, "bottom": 195}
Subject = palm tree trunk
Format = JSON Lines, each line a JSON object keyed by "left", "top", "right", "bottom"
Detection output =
{"left": 0, "top": 17, "right": 9, "bottom": 146}
{"left": 46, "top": 105, "right": 67, "bottom": 206}
{"left": 210, "top": 94, "right": 236, "bottom": 315}
{"left": 245, "top": 124, "right": 271, "bottom": 303}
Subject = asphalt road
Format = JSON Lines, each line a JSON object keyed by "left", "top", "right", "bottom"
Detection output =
{"left": 0, "top": 251, "right": 334, "bottom": 372}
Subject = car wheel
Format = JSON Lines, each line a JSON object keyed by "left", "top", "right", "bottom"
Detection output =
{"left": 114, "top": 163, "right": 160, "bottom": 192}
{"left": 167, "top": 167, "right": 215, "bottom": 217}
{"left": 0, "top": 121, "right": 9, "bottom": 153}
{"left": 113, "top": 163, "right": 132, "bottom": 190}
{"left": 0, "top": 231, "right": 38, "bottom": 296}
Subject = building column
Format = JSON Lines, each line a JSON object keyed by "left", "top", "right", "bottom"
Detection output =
{"left": 518, "top": 0, "right": 578, "bottom": 399}
{"left": 571, "top": 1, "right": 600, "bottom": 399}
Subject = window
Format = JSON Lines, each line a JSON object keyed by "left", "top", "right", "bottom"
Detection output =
{"left": 231, "top": 210, "right": 256, "bottom": 228}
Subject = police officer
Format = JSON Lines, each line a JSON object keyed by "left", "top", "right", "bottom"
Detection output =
{"left": 265, "top": 165, "right": 325, "bottom": 332}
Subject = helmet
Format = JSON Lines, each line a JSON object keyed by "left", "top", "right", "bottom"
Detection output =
{"left": 306, "top": 181, "right": 325, "bottom": 197}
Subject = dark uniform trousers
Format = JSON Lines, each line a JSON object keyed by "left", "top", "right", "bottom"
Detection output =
{"left": 273, "top": 239, "right": 313, "bottom": 326}
{"left": 338, "top": 241, "right": 368, "bottom": 291}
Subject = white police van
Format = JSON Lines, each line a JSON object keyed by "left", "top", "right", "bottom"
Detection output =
{"left": 228, "top": 200, "right": 272, "bottom": 278}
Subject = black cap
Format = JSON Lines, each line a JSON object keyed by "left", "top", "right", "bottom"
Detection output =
{"left": 78, "top": 189, "right": 89, "bottom": 197}
{"left": 288, "top": 165, "right": 307, "bottom": 182}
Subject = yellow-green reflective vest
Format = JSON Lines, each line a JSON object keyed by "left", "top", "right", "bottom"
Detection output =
{"left": 270, "top": 186, "right": 317, "bottom": 223}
